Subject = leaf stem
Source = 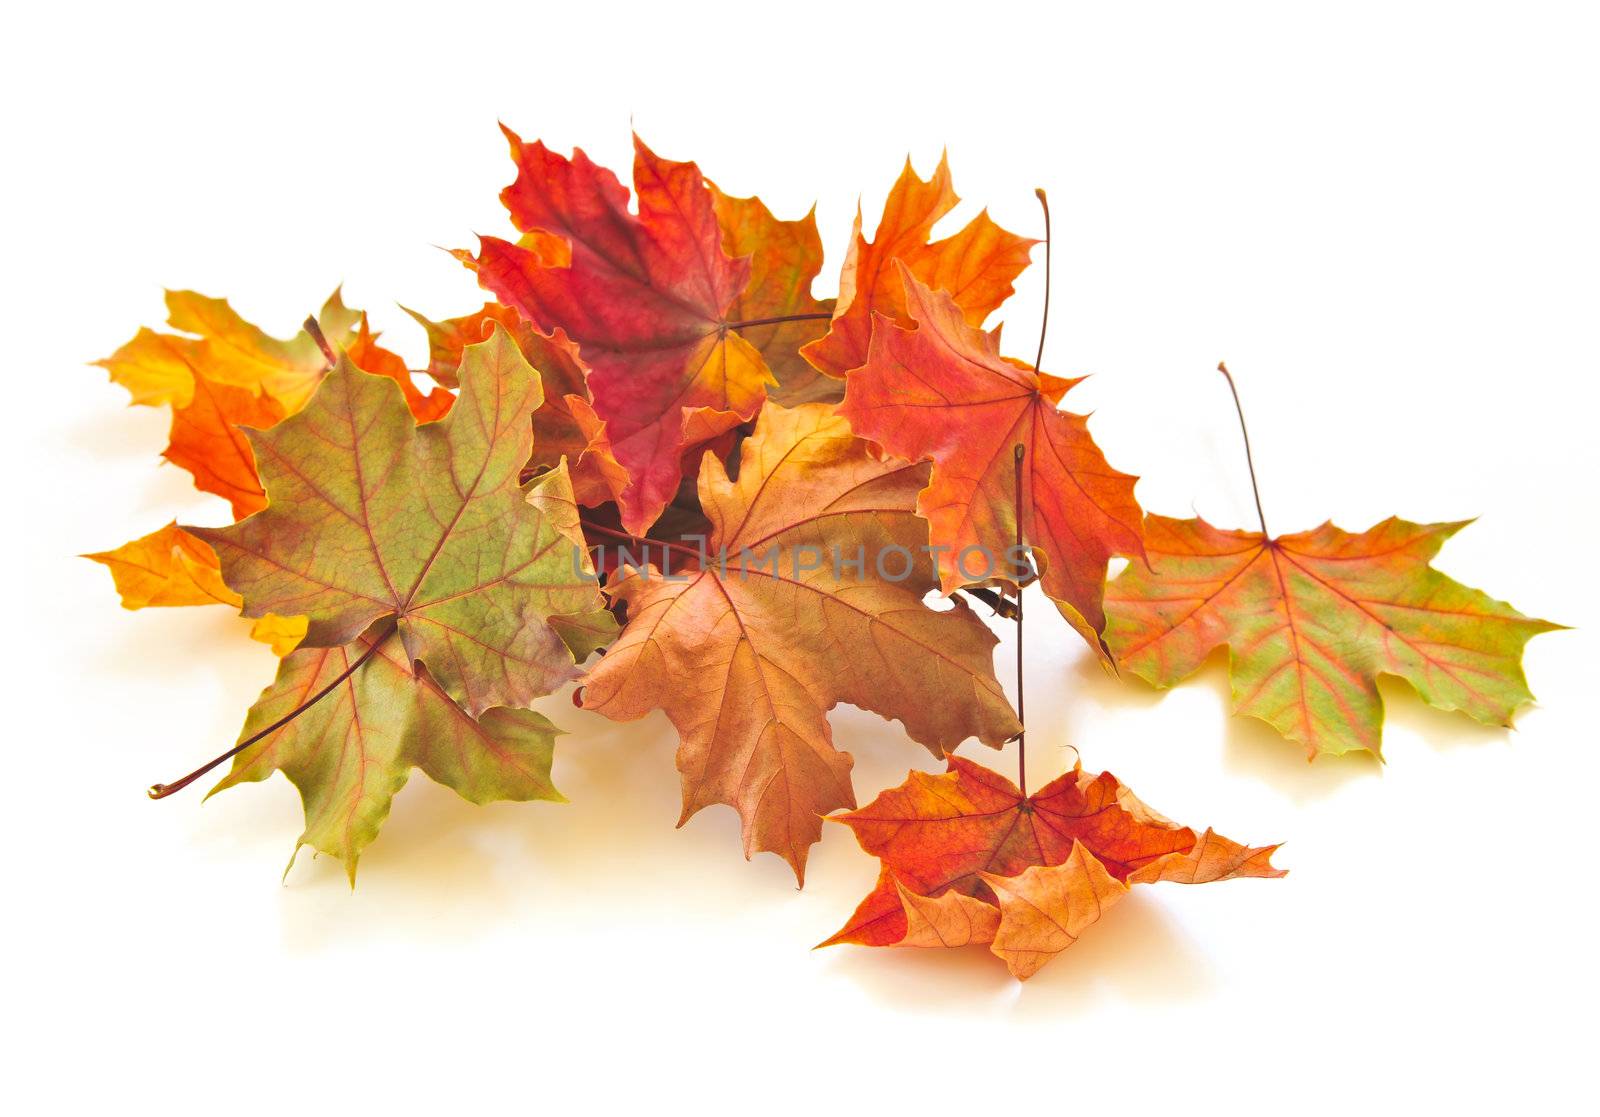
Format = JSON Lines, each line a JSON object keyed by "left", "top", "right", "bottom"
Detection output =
{"left": 961, "top": 586, "right": 1019, "bottom": 620}
{"left": 1013, "top": 443, "right": 1027, "bottom": 799}
{"left": 148, "top": 619, "right": 398, "bottom": 800}
{"left": 1030, "top": 187, "right": 1056, "bottom": 374}
{"left": 578, "top": 518, "right": 704, "bottom": 563}
{"left": 303, "top": 316, "right": 337, "bottom": 366}
{"left": 723, "top": 311, "right": 834, "bottom": 331}
{"left": 1007, "top": 187, "right": 1054, "bottom": 798}
{"left": 1216, "top": 361, "right": 1270, "bottom": 537}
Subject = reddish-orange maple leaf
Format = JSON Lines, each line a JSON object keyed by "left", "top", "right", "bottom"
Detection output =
{"left": 167, "top": 370, "right": 287, "bottom": 519}
{"left": 800, "top": 153, "right": 1036, "bottom": 378}
{"left": 825, "top": 754, "right": 1281, "bottom": 979}
{"left": 840, "top": 264, "right": 1144, "bottom": 653}
{"left": 345, "top": 313, "right": 454, "bottom": 423}
{"left": 469, "top": 127, "right": 779, "bottom": 534}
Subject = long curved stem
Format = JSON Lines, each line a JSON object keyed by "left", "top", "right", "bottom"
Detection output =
{"left": 1007, "top": 188, "right": 1057, "bottom": 796}
{"left": 1216, "top": 361, "right": 1270, "bottom": 537}
{"left": 148, "top": 619, "right": 398, "bottom": 800}
{"left": 1032, "top": 189, "right": 1052, "bottom": 375}
{"left": 1013, "top": 443, "right": 1027, "bottom": 798}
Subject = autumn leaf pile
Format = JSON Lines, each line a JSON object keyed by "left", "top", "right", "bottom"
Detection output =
{"left": 89, "top": 125, "right": 1559, "bottom": 981}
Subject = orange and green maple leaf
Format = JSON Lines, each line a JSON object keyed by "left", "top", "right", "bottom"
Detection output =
{"left": 1103, "top": 514, "right": 1562, "bottom": 758}
{"left": 90, "top": 292, "right": 452, "bottom": 651}
{"left": 580, "top": 402, "right": 1020, "bottom": 881}
{"left": 825, "top": 754, "right": 1282, "bottom": 979}
{"left": 190, "top": 324, "right": 615, "bottom": 718}
{"left": 840, "top": 264, "right": 1144, "bottom": 655}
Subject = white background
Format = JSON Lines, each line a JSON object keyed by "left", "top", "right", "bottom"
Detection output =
{"left": 5, "top": 2, "right": 1597, "bottom": 1113}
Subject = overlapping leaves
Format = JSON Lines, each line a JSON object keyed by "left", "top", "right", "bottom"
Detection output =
{"left": 85, "top": 122, "right": 1562, "bottom": 982}
{"left": 580, "top": 403, "right": 1020, "bottom": 881}
{"left": 842, "top": 264, "right": 1144, "bottom": 655}
{"left": 192, "top": 325, "right": 614, "bottom": 718}
{"left": 825, "top": 754, "right": 1282, "bottom": 979}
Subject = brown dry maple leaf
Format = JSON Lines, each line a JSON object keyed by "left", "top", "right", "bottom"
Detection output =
{"left": 800, "top": 153, "right": 1036, "bottom": 378}
{"left": 580, "top": 402, "right": 1021, "bottom": 881}
{"left": 824, "top": 754, "right": 1282, "bottom": 979}
{"left": 840, "top": 263, "right": 1144, "bottom": 655}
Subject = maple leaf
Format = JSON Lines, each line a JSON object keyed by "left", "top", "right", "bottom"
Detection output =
{"left": 1104, "top": 514, "right": 1561, "bottom": 758}
{"left": 212, "top": 621, "right": 566, "bottom": 880}
{"left": 406, "top": 303, "right": 626, "bottom": 507}
{"left": 823, "top": 754, "right": 1282, "bottom": 979}
{"left": 166, "top": 365, "right": 288, "bottom": 518}
{"left": 800, "top": 153, "right": 1036, "bottom": 378}
{"left": 85, "top": 522, "right": 306, "bottom": 654}
{"left": 191, "top": 324, "right": 616, "bottom": 717}
{"left": 469, "top": 127, "right": 789, "bottom": 534}
{"left": 839, "top": 263, "right": 1144, "bottom": 653}
{"left": 579, "top": 402, "right": 1021, "bottom": 881}
{"left": 709, "top": 185, "right": 838, "bottom": 406}
{"left": 345, "top": 312, "right": 454, "bottom": 423}
{"left": 1102, "top": 364, "right": 1561, "bottom": 759}
{"left": 98, "top": 294, "right": 446, "bottom": 519}
{"left": 87, "top": 522, "right": 242, "bottom": 609}
{"left": 96, "top": 289, "right": 359, "bottom": 412}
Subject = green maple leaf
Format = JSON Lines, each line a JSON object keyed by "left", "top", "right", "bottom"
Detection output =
{"left": 191, "top": 324, "right": 615, "bottom": 717}
{"left": 215, "top": 623, "right": 568, "bottom": 879}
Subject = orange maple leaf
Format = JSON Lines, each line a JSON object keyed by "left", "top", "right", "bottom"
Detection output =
{"left": 800, "top": 153, "right": 1036, "bottom": 378}
{"left": 97, "top": 294, "right": 447, "bottom": 517}
{"left": 824, "top": 754, "right": 1282, "bottom": 979}
{"left": 84, "top": 522, "right": 306, "bottom": 654}
{"left": 345, "top": 313, "right": 454, "bottom": 423}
